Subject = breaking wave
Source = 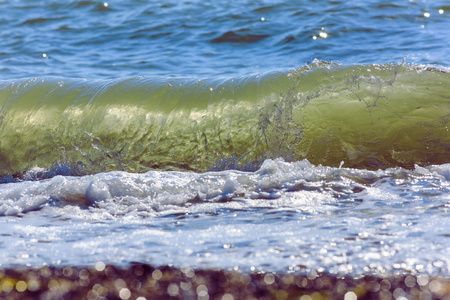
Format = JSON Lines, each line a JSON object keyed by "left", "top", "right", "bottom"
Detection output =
{"left": 0, "top": 62, "right": 449, "bottom": 180}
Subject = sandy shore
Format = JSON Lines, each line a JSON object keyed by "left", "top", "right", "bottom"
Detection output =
{"left": 0, "top": 264, "right": 449, "bottom": 299}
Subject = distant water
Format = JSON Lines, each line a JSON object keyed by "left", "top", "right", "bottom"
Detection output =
{"left": 0, "top": 0, "right": 449, "bottom": 277}
{"left": 1, "top": 0, "right": 449, "bottom": 78}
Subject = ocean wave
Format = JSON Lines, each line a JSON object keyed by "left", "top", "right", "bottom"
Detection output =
{"left": 0, "top": 62, "right": 449, "bottom": 179}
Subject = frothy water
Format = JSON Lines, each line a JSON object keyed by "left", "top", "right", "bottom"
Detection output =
{"left": 1, "top": 159, "right": 449, "bottom": 276}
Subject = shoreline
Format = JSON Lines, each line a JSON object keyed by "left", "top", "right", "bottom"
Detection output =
{"left": 1, "top": 264, "right": 449, "bottom": 299}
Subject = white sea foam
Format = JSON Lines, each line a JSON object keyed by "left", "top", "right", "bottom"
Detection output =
{"left": 0, "top": 159, "right": 449, "bottom": 275}
{"left": 1, "top": 158, "right": 448, "bottom": 217}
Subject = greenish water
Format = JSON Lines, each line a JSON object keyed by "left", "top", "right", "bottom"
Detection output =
{"left": 0, "top": 63, "right": 448, "bottom": 178}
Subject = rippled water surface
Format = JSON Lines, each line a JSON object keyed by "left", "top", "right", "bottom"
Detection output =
{"left": 1, "top": 0, "right": 449, "bottom": 78}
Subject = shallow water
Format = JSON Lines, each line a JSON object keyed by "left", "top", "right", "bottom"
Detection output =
{"left": 1, "top": 159, "right": 449, "bottom": 276}
{"left": 0, "top": 0, "right": 449, "bottom": 277}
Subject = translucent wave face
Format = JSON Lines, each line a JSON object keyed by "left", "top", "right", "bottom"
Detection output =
{"left": 0, "top": 64, "right": 449, "bottom": 178}
{"left": 0, "top": 159, "right": 449, "bottom": 276}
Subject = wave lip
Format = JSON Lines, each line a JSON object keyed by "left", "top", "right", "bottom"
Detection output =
{"left": 0, "top": 63, "right": 449, "bottom": 177}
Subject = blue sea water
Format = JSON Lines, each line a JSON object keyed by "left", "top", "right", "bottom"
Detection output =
{"left": 1, "top": 0, "right": 449, "bottom": 78}
{"left": 0, "top": 0, "right": 449, "bottom": 278}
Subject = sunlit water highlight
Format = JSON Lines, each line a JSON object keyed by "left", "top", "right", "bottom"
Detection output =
{"left": 1, "top": 159, "right": 449, "bottom": 276}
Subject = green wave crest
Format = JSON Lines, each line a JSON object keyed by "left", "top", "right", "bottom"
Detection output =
{"left": 0, "top": 63, "right": 448, "bottom": 177}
